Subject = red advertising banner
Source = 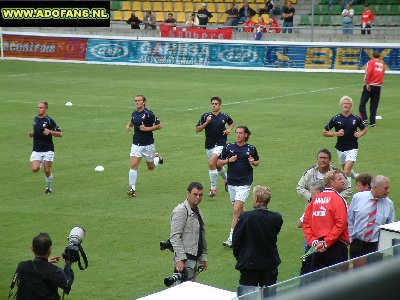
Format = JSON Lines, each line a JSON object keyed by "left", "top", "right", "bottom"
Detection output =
{"left": 159, "top": 24, "right": 233, "bottom": 40}
{"left": 3, "top": 35, "right": 88, "bottom": 60}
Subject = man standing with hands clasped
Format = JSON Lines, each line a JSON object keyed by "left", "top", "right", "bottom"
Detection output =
{"left": 218, "top": 125, "right": 259, "bottom": 248}
{"left": 303, "top": 170, "right": 349, "bottom": 272}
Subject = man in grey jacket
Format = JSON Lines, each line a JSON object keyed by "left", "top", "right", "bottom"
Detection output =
{"left": 170, "top": 182, "right": 208, "bottom": 283}
{"left": 296, "top": 148, "right": 352, "bottom": 204}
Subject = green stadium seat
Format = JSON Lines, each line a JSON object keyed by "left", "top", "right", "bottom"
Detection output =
{"left": 312, "top": 15, "right": 320, "bottom": 26}
{"left": 312, "top": 4, "right": 321, "bottom": 15}
{"left": 320, "top": 5, "right": 331, "bottom": 15}
{"left": 331, "top": 4, "right": 341, "bottom": 14}
{"left": 331, "top": 15, "right": 342, "bottom": 26}
{"left": 321, "top": 15, "right": 331, "bottom": 26}
{"left": 319, "top": 0, "right": 329, "bottom": 4}
{"left": 299, "top": 15, "right": 310, "bottom": 26}
{"left": 111, "top": 1, "right": 120, "bottom": 11}
{"left": 376, "top": 5, "right": 388, "bottom": 15}
{"left": 354, "top": 5, "right": 364, "bottom": 15}
{"left": 388, "top": 5, "right": 399, "bottom": 15}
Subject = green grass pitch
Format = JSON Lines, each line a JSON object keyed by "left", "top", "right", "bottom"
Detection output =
{"left": 0, "top": 60, "right": 399, "bottom": 299}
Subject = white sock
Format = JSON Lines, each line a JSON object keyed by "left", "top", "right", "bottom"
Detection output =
{"left": 218, "top": 167, "right": 227, "bottom": 181}
{"left": 229, "top": 228, "right": 234, "bottom": 241}
{"left": 45, "top": 175, "right": 53, "bottom": 190}
{"left": 153, "top": 156, "right": 160, "bottom": 167}
{"left": 351, "top": 170, "right": 357, "bottom": 179}
{"left": 209, "top": 169, "right": 218, "bottom": 190}
{"left": 347, "top": 176, "right": 352, "bottom": 188}
{"left": 129, "top": 169, "right": 137, "bottom": 190}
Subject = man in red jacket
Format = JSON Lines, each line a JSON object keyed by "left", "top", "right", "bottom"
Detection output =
{"left": 360, "top": 4, "right": 374, "bottom": 35}
{"left": 359, "top": 50, "right": 385, "bottom": 127}
{"left": 303, "top": 170, "right": 349, "bottom": 272}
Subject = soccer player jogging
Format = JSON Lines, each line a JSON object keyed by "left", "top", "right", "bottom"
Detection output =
{"left": 323, "top": 96, "right": 367, "bottom": 186}
{"left": 359, "top": 50, "right": 385, "bottom": 127}
{"left": 218, "top": 126, "right": 259, "bottom": 248}
{"left": 28, "top": 101, "right": 62, "bottom": 194}
{"left": 196, "top": 96, "right": 234, "bottom": 197}
{"left": 125, "top": 95, "right": 163, "bottom": 197}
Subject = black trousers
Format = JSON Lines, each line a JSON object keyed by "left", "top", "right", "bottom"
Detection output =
{"left": 350, "top": 239, "right": 378, "bottom": 259}
{"left": 310, "top": 241, "right": 348, "bottom": 272}
{"left": 361, "top": 24, "right": 371, "bottom": 35}
{"left": 359, "top": 84, "right": 381, "bottom": 125}
{"left": 239, "top": 268, "right": 278, "bottom": 287}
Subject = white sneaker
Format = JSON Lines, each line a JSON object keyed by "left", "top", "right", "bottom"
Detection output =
{"left": 223, "top": 239, "right": 232, "bottom": 248}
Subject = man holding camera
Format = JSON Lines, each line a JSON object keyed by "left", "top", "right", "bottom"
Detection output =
{"left": 11, "top": 232, "right": 74, "bottom": 300}
{"left": 169, "top": 182, "right": 208, "bottom": 283}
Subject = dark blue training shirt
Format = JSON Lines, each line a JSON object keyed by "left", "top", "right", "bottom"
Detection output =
{"left": 324, "top": 113, "right": 365, "bottom": 151}
{"left": 197, "top": 112, "right": 233, "bottom": 149}
{"left": 219, "top": 142, "right": 259, "bottom": 186}
{"left": 32, "top": 116, "right": 61, "bottom": 152}
{"left": 131, "top": 108, "right": 160, "bottom": 146}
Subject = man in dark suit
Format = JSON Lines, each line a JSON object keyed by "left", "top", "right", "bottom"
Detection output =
{"left": 232, "top": 185, "right": 283, "bottom": 287}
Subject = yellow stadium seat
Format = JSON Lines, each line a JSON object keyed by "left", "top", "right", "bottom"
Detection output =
{"left": 219, "top": 13, "right": 227, "bottom": 23}
{"left": 249, "top": 4, "right": 258, "bottom": 12}
{"left": 134, "top": 11, "right": 143, "bottom": 21}
{"left": 123, "top": 11, "right": 132, "bottom": 21}
{"left": 217, "top": 3, "right": 227, "bottom": 13}
{"left": 142, "top": 2, "right": 152, "bottom": 12}
{"left": 174, "top": 3, "right": 184, "bottom": 12}
{"left": 131, "top": 2, "right": 141, "bottom": 11}
{"left": 121, "top": 1, "right": 131, "bottom": 11}
{"left": 209, "top": 13, "right": 218, "bottom": 23}
{"left": 156, "top": 12, "right": 165, "bottom": 22}
{"left": 112, "top": 10, "right": 123, "bottom": 21}
{"left": 207, "top": 3, "right": 216, "bottom": 13}
{"left": 184, "top": 2, "right": 194, "bottom": 12}
{"left": 176, "top": 12, "right": 186, "bottom": 23}
{"left": 163, "top": 2, "right": 173, "bottom": 12}
{"left": 153, "top": 2, "right": 163, "bottom": 12}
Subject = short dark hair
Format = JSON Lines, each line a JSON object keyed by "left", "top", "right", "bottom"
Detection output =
{"left": 372, "top": 51, "right": 380, "bottom": 59}
{"left": 210, "top": 96, "right": 221, "bottom": 105}
{"left": 187, "top": 182, "right": 203, "bottom": 193}
{"left": 317, "top": 148, "right": 332, "bottom": 160}
{"left": 355, "top": 174, "right": 372, "bottom": 188}
{"left": 38, "top": 101, "right": 48, "bottom": 108}
{"left": 32, "top": 233, "right": 52, "bottom": 256}
{"left": 237, "top": 125, "right": 251, "bottom": 142}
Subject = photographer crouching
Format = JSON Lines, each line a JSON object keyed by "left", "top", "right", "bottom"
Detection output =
{"left": 9, "top": 232, "right": 74, "bottom": 300}
{"left": 167, "top": 182, "right": 208, "bottom": 286}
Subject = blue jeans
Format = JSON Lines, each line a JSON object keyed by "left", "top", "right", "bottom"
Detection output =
{"left": 282, "top": 21, "right": 293, "bottom": 33}
{"left": 343, "top": 22, "right": 353, "bottom": 34}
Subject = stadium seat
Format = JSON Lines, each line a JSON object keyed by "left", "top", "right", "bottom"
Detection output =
{"left": 134, "top": 11, "right": 143, "bottom": 22}
{"left": 142, "top": 2, "right": 152, "bottom": 12}
{"left": 164, "top": 2, "right": 173, "bottom": 13}
{"left": 217, "top": 3, "right": 227, "bottom": 13}
{"left": 121, "top": 1, "right": 131, "bottom": 11}
{"left": 123, "top": 11, "right": 132, "bottom": 21}
{"left": 388, "top": 5, "right": 399, "bottom": 15}
{"left": 320, "top": 5, "right": 331, "bottom": 15}
{"left": 354, "top": 5, "right": 364, "bottom": 15}
{"left": 299, "top": 15, "right": 310, "bottom": 26}
{"left": 174, "top": 2, "right": 184, "bottom": 12}
{"left": 112, "top": 10, "right": 123, "bottom": 21}
{"left": 312, "top": 4, "right": 321, "bottom": 15}
{"left": 331, "top": 4, "right": 341, "bottom": 14}
{"left": 376, "top": 5, "right": 388, "bottom": 15}
{"left": 207, "top": 3, "right": 216, "bottom": 13}
{"left": 111, "top": 1, "right": 121, "bottom": 11}
{"left": 331, "top": 15, "right": 342, "bottom": 26}
{"left": 377, "top": 16, "right": 391, "bottom": 26}
{"left": 312, "top": 15, "right": 320, "bottom": 26}
{"left": 157, "top": 12, "right": 166, "bottom": 22}
{"left": 249, "top": 4, "right": 258, "bottom": 12}
{"left": 152, "top": 2, "right": 163, "bottom": 12}
{"left": 132, "top": 2, "right": 141, "bottom": 12}
{"left": 209, "top": 13, "right": 218, "bottom": 23}
{"left": 391, "top": 15, "right": 400, "bottom": 26}
{"left": 184, "top": 2, "right": 194, "bottom": 13}
{"left": 219, "top": 13, "right": 228, "bottom": 24}
{"left": 176, "top": 12, "right": 186, "bottom": 23}
{"left": 321, "top": 15, "right": 331, "bottom": 26}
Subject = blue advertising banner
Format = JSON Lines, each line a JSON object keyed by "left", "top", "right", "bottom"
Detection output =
{"left": 86, "top": 39, "right": 266, "bottom": 67}
{"left": 264, "top": 45, "right": 400, "bottom": 71}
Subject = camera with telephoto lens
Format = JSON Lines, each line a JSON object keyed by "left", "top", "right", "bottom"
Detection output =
{"left": 164, "top": 269, "right": 188, "bottom": 287}
{"left": 62, "top": 227, "right": 88, "bottom": 270}
{"left": 160, "top": 238, "right": 174, "bottom": 252}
